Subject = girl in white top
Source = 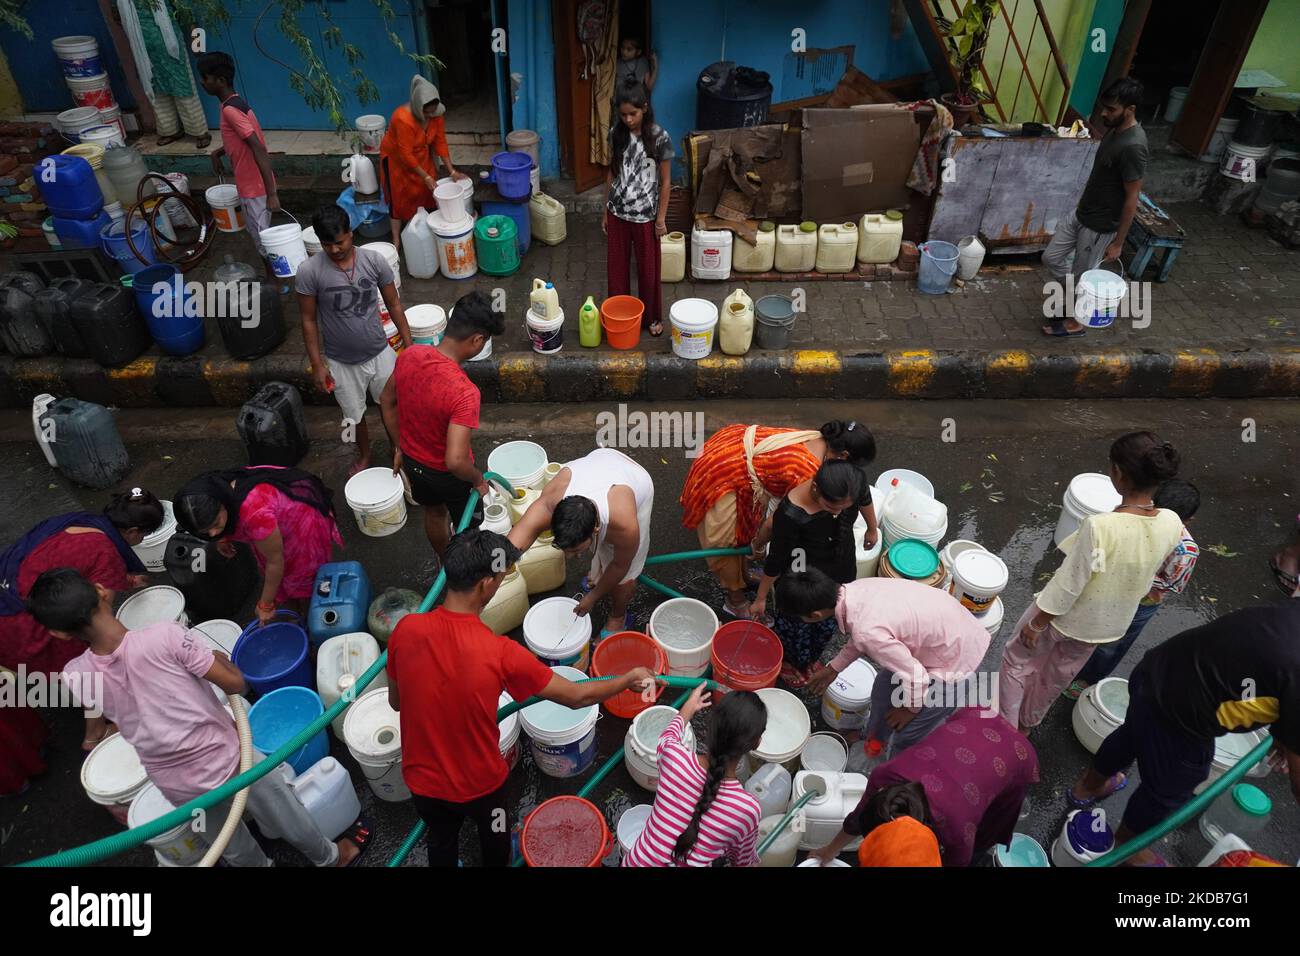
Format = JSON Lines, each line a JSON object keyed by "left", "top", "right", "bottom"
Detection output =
{"left": 998, "top": 431, "right": 1184, "bottom": 733}
{"left": 509, "top": 447, "right": 653, "bottom": 637}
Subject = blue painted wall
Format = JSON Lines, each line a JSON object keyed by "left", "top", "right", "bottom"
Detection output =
{"left": 0, "top": 0, "right": 137, "bottom": 113}
{"left": 508, "top": 0, "right": 559, "bottom": 177}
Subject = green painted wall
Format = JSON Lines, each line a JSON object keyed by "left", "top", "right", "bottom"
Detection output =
{"left": 1243, "top": 0, "right": 1300, "bottom": 91}
{"left": 982, "top": 0, "right": 1099, "bottom": 124}
{"left": 1069, "top": 0, "right": 1125, "bottom": 116}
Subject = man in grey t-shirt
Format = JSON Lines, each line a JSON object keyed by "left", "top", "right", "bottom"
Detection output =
{"left": 1042, "top": 77, "right": 1148, "bottom": 336}
{"left": 296, "top": 203, "right": 413, "bottom": 474}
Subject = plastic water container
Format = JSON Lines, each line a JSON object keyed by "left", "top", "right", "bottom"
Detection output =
{"left": 400, "top": 208, "right": 439, "bottom": 279}
{"left": 62, "top": 143, "right": 116, "bottom": 206}
{"left": 753, "top": 687, "right": 810, "bottom": 771}
{"left": 57, "top": 105, "right": 103, "bottom": 143}
{"left": 260, "top": 215, "right": 309, "bottom": 278}
{"left": 77, "top": 124, "right": 124, "bottom": 150}
{"left": 529, "top": 278, "right": 561, "bottom": 320}
{"left": 427, "top": 209, "right": 477, "bottom": 278}
{"left": 316, "top": 631, "right": 384, "bottom": 737}
{"left": 648, "top": 597, "right": 718, "bottom": 677}
{"left": 128, "top": 782, "right": 210, "bottom": 866}
{"left": 498, "top": 690, "right": 523, "bottom": 770}
{"left": 624, "top": 705, "right": 696, "bottom": 791}
{"left": 917, "top": 240, "right": 959, "bottom": 293}
{"left": 1052, "top": 808, "right": 1113, "bottom": 866}
{"left": 434, "top": 177, "right": 475, "bottom": 220}
{"left": 1197, "top": 729, "right": 1272, "bottom": 794}
{"left": 853, "top": 514, "right": 883, "bottom": 577}
{"left": 669, "top": 297, "right": 718, "bottom": 359}
{"left": 1164, "top": 86, "right": 1189, "bottom": 123}
{"left": 367, "top": 587, "right": 422, "bottom": 645}
{"left": 691, "top": 225, "right": 733, "bottom": 280}
{"left": 876, "top": 468, "right": 935, "bottom": 500}
{"left": 880, "top": 481, "right": 948, "bottom": 547}
{"left": 38, "top": 397, "right": 130, "bottom": 489}
{"left": 1220, "top": 141, "right": 1272, "bottom": 182}
{"left": 791, "top": 770, "right": 868, "bottom": 850}
{"left": 775, "top": 222, "right": 817, "bottom": 273}
{"left": 481, "top": 567, "right": 529, "bottom": 635}
{"left": 521, "top": 665, "right": 601, "bottom": 778}
{"left": 615, "top": 804, "right": 653, "bottom": 861}
{"left": 100, "top": 217, "right": 158, "bottom": 275}
{"left": 732, "top": 221, "right": 776, "bottom": 273}
{"left": 758, "top": 813, "right": 800, "bottom": 867}
{"left": 591, "top": 631, "right": 667, "bottom": 718}
{"left": 355, "top": 113, "right": 386, "bottom": 152}
{"left": 508, "top": 485, "right": 541, "bottom": 524}
{"left": 343, "top": 687, "right": 410, "bottom": 801}
{"left": 526, "top": 305, "right": 564, "bottom": 353}
{"left": 487, "top": 150, "right": 532, "bottom": 199}
{"left": 342, "top": 467, "right": 406, "bottom": 539}
{"left": 994, "top": 833, "right": 1050, "bottom": 867}
{"left": 1054, "top": 472, "right": 1121, "bottom": 548}
{"left": 135, "top": 264, "right": 205, "bottom": 356}
{"left": 879, "top": 540, "right": 945, "bottom": 587}
{"left": 481, "top": 197, "right": 532, "bottom": 255}
{"left": 53, "top": 211, "right": 113, "bottom": 251}
{"left": 974, "top": 596, "right": 1005, "bottom": 639}
{"left": 405, "top": 303, "right": 447, "bottom": 345}
{"left": 661, "top": 231, "right": 686, "bottom": 282}
{"left": 821, "top": 657, "right": 877, "bottom": 731}
{"left": 801, "top": 732, "right": 849, "bottom": 772}
{"left": 858, "top": 211, "right": 903, "bottom": 264}
{"left": 754, "top": 294, "right": 797, "bottom": 349}
{"left": 524, "top": 595, "right": 593, "bottom": 669}
{"left": 816, "top": 222, "right": 858, "bottom": 273}
{"left": 116, "top": 585, "right": 188, "bottom": 630}
{"left": 745, "top": 762, "right": 792, "bottom": 819}
{"left": 307, "top": 561, "right": 373, "bottom": 646}
{"left": 487, "top": 440, "right": 549, "bottom": 490}
{"left": 232, "top": 613, "right": 313, "bottom": 695}
{"left": 518, "top": 532, "right": 566, "bottom": 594}
{"left": 206, "top": 184, "right": 243, "bottom": 233}
{"left": 521, "top": 796, "right": 611, "bottom": 867}
{"left": 1075, "top": 264, "right": 1127, "bottom": 328}
{"left": 711, "top": 619, "right": 784, "bottom": 691}
{"left": 41, "top": 154, "right": 104, "bottom": 219}
{"left": 165, "top": 534, "right": 258, "bottom": 624}
{"left": 1072, "top": 677, "right": 1129, "bottom": 753}
{"left": 957, "top": 235, "right": 986, "bottom": 280}
{"left": 289, "top": 757, "right": 361, "bottom": 840}
{"left": 475, "top": 215, "right": 520, "bottom": 276}
{"left": 53, "top": 35, "right": 102, "bottom": 77}
{"left": 1198, "top": 117, "right": 1239, "bottom": 164}
{"left": 0, "top": 273, "right": 54, "bottom": 357}
{"left": 131, "top": 500, "right": 176, "bottom": 572}
{"left": 215, "top": 277, "right": 286, "bottom": 360}
{"left": 719, "top": 288, "right": 754, "bottom": 355}
{"left": 1200, "top": 783, "right": 1271, "bottom": 845}
{"left": 529, "top": 192, "right": 567, "bottom": 245}
{"left": 481, "top": 500, "right": 513, "bottom": 534}
{"left": 81, "top": 732, "right": 148, "bottom": 825}
{"left": 949, "top": 549, "right": 1008, "bottom": 612}
{"left": 237, "top": 382, "right": 308, "bottom": 467}
{"left": 194, "top": 619, "right": 241, "bottom": 656}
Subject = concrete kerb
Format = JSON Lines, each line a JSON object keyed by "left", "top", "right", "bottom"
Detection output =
{"left": 3, "top": 348, "right": 1299, "bottom": 408}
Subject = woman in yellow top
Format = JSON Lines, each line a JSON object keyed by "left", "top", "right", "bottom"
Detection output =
{"left": 998, "top": 431, "right": 1184, "bottom": 733}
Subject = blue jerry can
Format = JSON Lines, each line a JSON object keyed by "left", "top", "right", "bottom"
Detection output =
{"left": 307, "top": 561, "right": 373, "bottom": 646}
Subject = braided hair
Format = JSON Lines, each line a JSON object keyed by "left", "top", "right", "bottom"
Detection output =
{"left": 671, "top": 690, "right": 767, "bottom": 864}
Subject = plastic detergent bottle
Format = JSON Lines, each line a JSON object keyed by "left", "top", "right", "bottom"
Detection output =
{"left": 530, "top": 278, "right": 560, "bottom": 320}
{"left": 579, "top": 295, "right": 601, "bottom": 347}
{"left": 720, "top": 288, "right": 754, "bottom": 355}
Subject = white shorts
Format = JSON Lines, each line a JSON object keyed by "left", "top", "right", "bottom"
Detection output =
{"left": 326, "top": 347, "right": 397, "bottom": 424}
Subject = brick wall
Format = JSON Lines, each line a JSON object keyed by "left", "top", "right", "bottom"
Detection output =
{"left": 0, "top": 121, "right": 55, "bottom": 252}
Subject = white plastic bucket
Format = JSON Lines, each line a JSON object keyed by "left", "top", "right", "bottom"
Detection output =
{"left": 355, "top": 113, "right": 386, "bottom": 153}
{"left": 523, "top": 597, "right": 592, "bottom": 670}
{"left": 801, "top": 732, "right": 848, "bottom": 772}
{"left": 1164, "top": 86, "right": 1189, "bottom": 123}
{"left": 487, "top": 440, "right": 548, "bottom": 491}
{"left": 876, "top": 468, "right": 935, "bottom": 499}
{"left": 131, "top": 499, "right": 176, "bottom": 571}
{"left": 973, "top": 596, "right": 1004, "bottom": 638}
{"left": 343, "top": 687, "right": 410, "bottom": 801}
{"left": 1220, "top": 141, "right": 1272, "bottom": 182}
{"left": 193, "top": 619, "right": 241, "bottom": 655}
{"left": 53, "top": 35, "right": 101, "bottom": 77}
{"left": 128, "top": 782, "right": 209, "bottom": 866}
{"left": 648, "top": 597, "right": 718, "bottom": 677}
{"left": 1197, "top": 729, "right": 1271, "bottom": 793}
{"left": 1054, "top": 472, "right": 1121, "bottom": 548}
{"left": 853, "top": 514, "right": 883, "bottom": 578}
{"left": 406, "top": 303, "right": 447, "bottom": 345}
{"left": 616, "top": 804, "right": 653, "bottom": 857}
{"left": 1198, "top": 117, "right": 1239, "bottom": 164}
{"left": 205, "top": 184, "right": 244, "bottom": 233}
{"left": 1072, "top": 676, "right": 1128, "bottom": 753}
{"left": 67, "top": 72, "right": 115, "bottom": 110}
{"left": 949, "top": 549, "right": 1008, "bottom": 613}
{"left": 499, "top": 691, "right": 522, "bottom": 770}
{"left": 116, "top": 585, "right": 188, "bottom": 630}
{"left": 624, "top": 705, "right": 695, "bottom": 791}
{"left": 261, "top": 219, "right": 309, "bottom": 278}
{"left": 821, "top": 658, "right": 877, "bottom": 731}
{"left": 57, "top": 106, "right": 102, "bottom": 142}
{"left": 521, "top": 665, "right": 600, "bottom": 778}
{"left": 435, "top": 177, "right": 475, "bottom": 220}
{"left": 940, "top": 539, "right": 985, "bottom": 576}
{"left": 1076, "top": 266, "right": 1127, "bottom": 329}
{"left": 669, "top": 298, "right": 719, "bottom": 359}
{"left": 752, "top": 687, "right": 811, "bottom": 771}
{"left": 526, "top": 306, "right": 565, "bottom": 354}
{"left": 797, "top": 857, "right": 852, "bottom": 867}
{"left": 81, "top": 733, "right": 148, "bottom": 826}
{"left": 302, "top": 226, "right": 322, "bottom": 256}
{"left": 429, "top": 210, "right": 477, "bottom": 279}
{"left": 345, "top": 467, "right": 408, "bottom": 537}
{"left": 98, "top": 105, "right": 126, "bottom": 144}
{"left": 364, "top": 241, "right": 402, "bottom": 290}
{"left": 78, "top": 124, "right": 124, "bottom": 149}
{"left": 468, "top": 337, "right": 492, "bottom": 361}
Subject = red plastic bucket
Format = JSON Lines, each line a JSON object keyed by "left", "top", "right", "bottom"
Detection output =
{"left": 521, "top": 796, "right": 611, "bottom": 867}
{"left": 710, "top": 620, "right": 783, "bottom": 691}
{"left": 589, "top": 631, "right": 667, "bottom": 718}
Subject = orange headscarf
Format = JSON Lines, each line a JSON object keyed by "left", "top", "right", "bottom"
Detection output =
{"left": 856, "top": 817, "right": 942, "bottom": 867}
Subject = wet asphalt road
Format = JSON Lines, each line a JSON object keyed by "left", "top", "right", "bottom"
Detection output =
{"left": 1, "top": 398, "right": 1298, "bottom": 868}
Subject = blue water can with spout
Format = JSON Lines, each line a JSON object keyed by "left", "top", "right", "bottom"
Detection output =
{"left": 307, "top": 561, "right": 373, "bottom": 646}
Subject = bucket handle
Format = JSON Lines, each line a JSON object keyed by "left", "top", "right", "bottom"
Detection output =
{"left": 1096, "top": 258, "right": 1126, "bottom": 279}
{"left": 238, "top": 608, "right": 300, "bottom": 639}
{"left": 268, "top": 208, "right": 300, "bottom": 229}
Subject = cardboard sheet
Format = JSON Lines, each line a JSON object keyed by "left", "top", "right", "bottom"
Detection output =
{"left": 800, "top": 105, "right": 920, "bottom": 220}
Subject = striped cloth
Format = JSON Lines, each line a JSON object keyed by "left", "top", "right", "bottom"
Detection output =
{"left": 622, "top": 715, "right": 762, "bottom": 867}
{"left": 679, "top": 424, "right": 821, "bottom": 544}
{"left": 1149, "top": 526, "right": 1198, "bottom": 598}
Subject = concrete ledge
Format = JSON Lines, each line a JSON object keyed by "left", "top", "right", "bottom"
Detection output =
{"left": 8, "top": 347, "right": 1296, "bottom": 409}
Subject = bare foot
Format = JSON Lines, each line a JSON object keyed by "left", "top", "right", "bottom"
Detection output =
{"left": 348, "top": 457, "right": 372, "bottom": 478}
{"left": 334, "top": 838, "right": 360, "bottom": 867}
{"left": 648, "top": 320, "right": 664, "bottom": 337}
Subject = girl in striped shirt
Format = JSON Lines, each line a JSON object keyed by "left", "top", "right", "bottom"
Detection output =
{"left": 623, "top": 685, "right": 766, "bottom": 867}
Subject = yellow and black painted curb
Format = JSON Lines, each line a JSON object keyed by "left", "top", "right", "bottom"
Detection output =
{"left": 3, "top": 347, "right": 1299, "bottom": 408}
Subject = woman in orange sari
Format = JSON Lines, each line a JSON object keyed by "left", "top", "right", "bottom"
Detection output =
{"left": 379, "top": 75, "right": 470, "bottom": 249}
{"left": 680, "top": 421, "right": 879, "bottom": 618}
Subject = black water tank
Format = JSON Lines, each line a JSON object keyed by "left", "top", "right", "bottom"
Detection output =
{"left": 164, "top": 531, "right": 259, "bottom": 623}
{"left": 0, "top": 271, "right": 53, "bottom": 357}
{"left": 237, "top": 381, "right": 309, "bottom": 467}
{"left": 34, "top": 277, "right": 94, "bottom": 358}
{"left": 696, "top": 61, "right": 773, "bottom": 131}
{"left": 216, "top": 280, "right": 286, "bottom": 360}
{"left": 69, "top": 282, "right": 152, "bottom": 368}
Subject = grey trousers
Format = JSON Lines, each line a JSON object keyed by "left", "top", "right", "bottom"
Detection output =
{"left": 203, "top": 755, "right": 339, "bottom": 867}
{"left": 1042, "top": 210, "right": 1116, "bottom": 285}
{"left": 864, "top": 669, "right": 959, "bottom": 759}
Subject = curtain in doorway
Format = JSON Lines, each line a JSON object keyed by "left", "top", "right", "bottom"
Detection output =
{"left": 588, "top": 0, "right": 618, "bottom": 166}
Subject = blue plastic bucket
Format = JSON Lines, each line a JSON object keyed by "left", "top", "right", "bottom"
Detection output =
{"left": 247, "top": 686, "right": 329, "bottom": 775}
{"left": 134, "top": 264, "right": 205, "bottom": 355}
{"left": 917, "top": 240, "right": 959, "bottom": 294}
{"left": 480, "top": 198, "right": 532, "bottom": 254}
{"left": 100, "top": 219, "right": 158, "bottom": 275}
{"left": 488, "top": 151, "right": 533, "bottom": 200}
{"left": 232, "top": 612, "right": 313, "bottom": 696}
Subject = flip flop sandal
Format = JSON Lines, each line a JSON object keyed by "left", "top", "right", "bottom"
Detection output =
{"left": 599, "top": 614, "right": 632, "bottom": 640}
{"left": 341, "top": 817, "right": 373, "bottom": 867}
{"left": 1043, "top": 319, "right": 1086, "bottom": 337}
{"left": 1270, "top": 560, "right": 1299, "bottom": 597}
{"left": 1066, "top": 772, "right": 1128, "bottom": 809}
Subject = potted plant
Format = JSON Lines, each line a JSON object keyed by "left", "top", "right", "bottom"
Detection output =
{"left": 935, "top": 0, "right": 1000, "bottom": 127}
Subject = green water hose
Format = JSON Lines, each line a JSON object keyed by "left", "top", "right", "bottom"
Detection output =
{"left": 757, "top": 790, "right": 819, "bottom": 857}
{"left": 643, "top": 547, "right": 750, "bottom": 566}
{"left": 1086, "top": 735, "right": 1274, "bottom": 867}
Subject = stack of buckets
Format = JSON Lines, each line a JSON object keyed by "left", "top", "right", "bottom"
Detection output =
{"left": 52, "top": 36, "right": 125, "bottom": 144}
{"left": 526, "top": 279, "right": 564, "bottom": 353}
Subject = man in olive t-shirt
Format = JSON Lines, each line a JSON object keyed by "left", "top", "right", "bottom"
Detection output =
{"left": 1042, "top": 77, "right": 1148, "bottom": 336}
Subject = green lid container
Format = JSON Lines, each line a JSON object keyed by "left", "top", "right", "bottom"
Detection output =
{"left": 1232, "top": 783, "right": 1272, "bottom": 816}
{"left": 885, "top": 209, "right": 903, "bottom": 221}
{"left": 886, "top": 539, "right": 940, "bottom": 579}
{"left": 474, "top": 214, "right": 520, "bottom": 276}
{"left": 799, "top": 220, "right": 817, "bottom": 232}
{"left": 759, "top": 220, "right": 775, "bottom": 232}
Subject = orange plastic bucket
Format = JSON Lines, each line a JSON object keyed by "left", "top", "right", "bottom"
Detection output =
{"left": 710, "top": 620, "right": 783, "bottom": 692}
{"left": 521, "top": 796, "right": 611, "bottom": 867}
{"left": 600, "top": 295, "right": 644, "bottom": 349}
{"left": 590, "top": 631, "right": 667, "bottom": 717}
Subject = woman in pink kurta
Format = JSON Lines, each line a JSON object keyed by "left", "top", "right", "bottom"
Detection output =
{"left": 174, "top": 466, "right": 341, "bottom": 625}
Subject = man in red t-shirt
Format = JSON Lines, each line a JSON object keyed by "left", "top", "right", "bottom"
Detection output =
{"left": 380, "top": 291, "right": 505, "bottom": 557}
{"left": 387, "top": 528, "right": 655, "bottom": 866}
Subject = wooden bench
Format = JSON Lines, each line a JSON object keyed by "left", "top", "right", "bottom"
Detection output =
{"left": 1125, "top": 193, "right": 1185, "bottom": 283}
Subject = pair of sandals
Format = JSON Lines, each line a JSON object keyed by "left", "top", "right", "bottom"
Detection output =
{"left": 157, "top": 133, "right": 211, "bottom": 149}
{"left": 1064, "top": 773, "right": 1166, "bottom": 866}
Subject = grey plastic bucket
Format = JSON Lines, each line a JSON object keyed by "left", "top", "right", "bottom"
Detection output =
{"left": 754, "top": 295, "right": 796, "bottom": 349}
